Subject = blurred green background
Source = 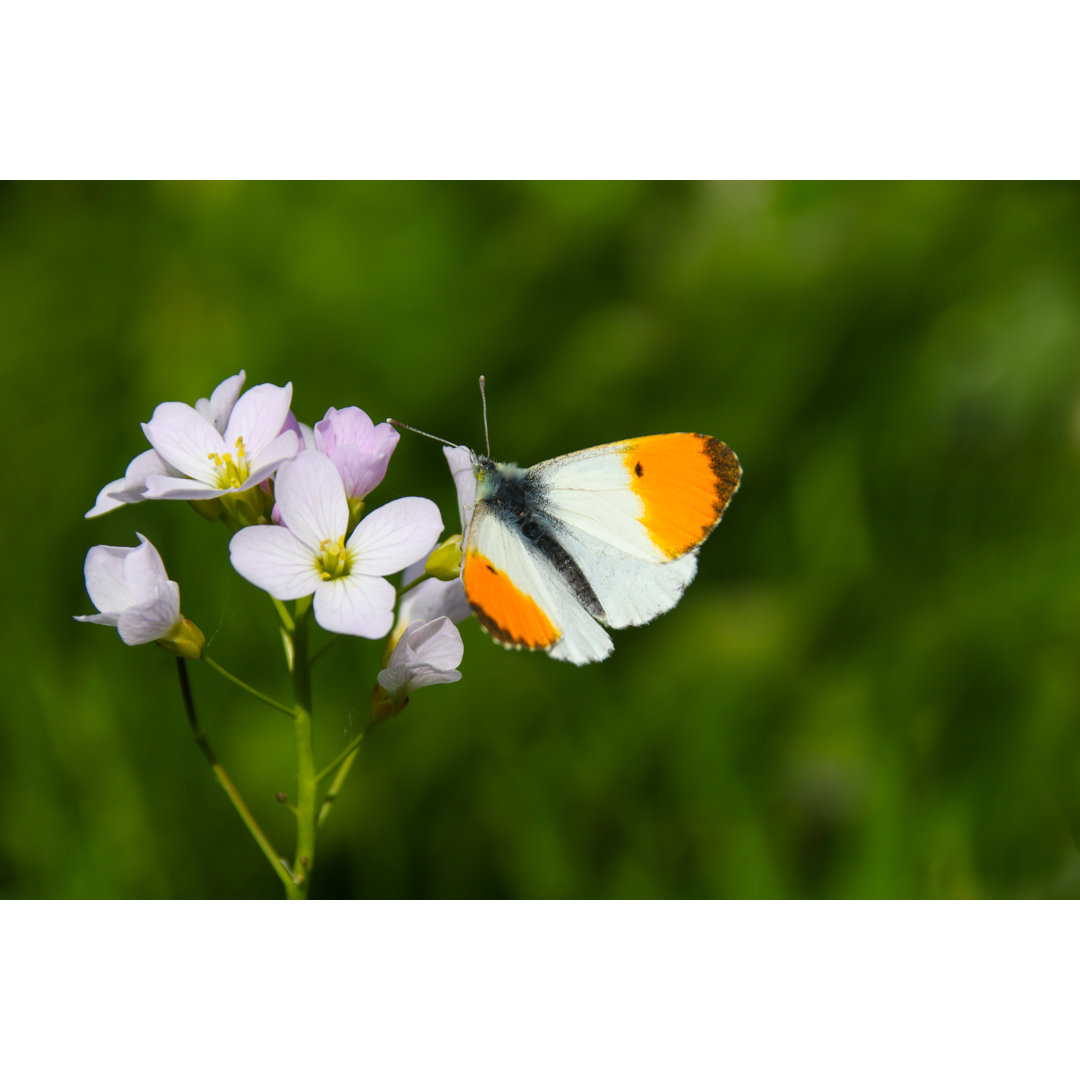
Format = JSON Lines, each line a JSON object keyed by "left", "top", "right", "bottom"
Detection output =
{"left": 4, "top": 181, "right": 1080, "bottom": 898}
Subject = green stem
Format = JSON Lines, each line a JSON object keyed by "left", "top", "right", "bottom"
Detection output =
{"left": 315, "top": 728, "right": 368, "bottom": 784}
{"left": 286, "top": 604, "right": 317, "bottom": 899}
{"left": 202, "top": 654, "right": 295, "bottom": 718}
{"left": 317, "top": 742, "right": 364, "bottom": 829}
{"left": 175, "top": 659, "right": 295, "bottom": 892}
{"left": 272, "top": 597, "right": 295, "bottom": 633}
{"left": 397, "top": 572, "right": 430, "bottom": 598}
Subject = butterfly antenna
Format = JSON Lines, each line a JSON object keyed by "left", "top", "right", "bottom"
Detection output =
{"left": 479, "top": 375, "right": 491, "bottom": 457}
{"left": 385, "top": 418, "right": 457, "bottom": 447}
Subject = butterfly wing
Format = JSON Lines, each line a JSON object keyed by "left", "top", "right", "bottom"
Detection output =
{"left": 531, "top": 434, "right": 741, "bottom": 629}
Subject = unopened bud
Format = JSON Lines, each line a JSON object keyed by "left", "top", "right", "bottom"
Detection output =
{"left": 424, "top": 535, "right": 463, "bottom": 581}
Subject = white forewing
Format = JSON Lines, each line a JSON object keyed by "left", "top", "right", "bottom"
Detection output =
{"left": 531, "top": 443, "right": 669, "bottom": 563}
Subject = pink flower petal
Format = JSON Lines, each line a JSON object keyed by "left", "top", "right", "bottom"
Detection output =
{"left": 195, "top": 370, "right": 246, "bottom": 433}
{"left": 224, "top": 382, "right": 293, "bottom": 458}
{"left": 124, "top": 532, "right": 171, "bottom": 597}
{"left": 380, "top": 662, "right": 462, "bottom": 696}
{"left": 245, "top": 429, "right": 299, "bottom": 484}
{"left": 73, "top": 611, "right": 120, "bottom": 628}
{"left": 397, "top": 616, "right": 465, "bottom": 670}
{"left": 229, "top": 525, "right": 322, "bottom": 600}
{"left": 280, "top": 411, "right": 307, "bottom": 449}
{"left": 347, "top": 497, "right": 444, "bottom": 577}
{"left": 398, "top": 576, "right": 471, "bottom": 628}
{"left": 274, "top": 452, "right": 348, "bottom": 550}
{"left": 143, "top": 402, "right": 226, "bottom": 483}
{"left": 314, "top": 407, "right": 401, "bottom": 498}
{"left": 378, "top": 617, "right": 464, "bottom": 697}
{"left": 143, "top": 474, "right": 221, "bottom": 499}
{"left": 313, "top": 406, "right": 375, "bottom": 455}
{"left": 332, "top": 444, "right": 397, "bottom": 499}
{"left": 313, "top": 575, "right": 396, "bottom": 638}
{"left": 83, "top": 533, "right": 170, "bottom": 614}
{"left": 116, "top": 582, "right": 181, "bottom": 644}
{"left": 82, "top": 544, "right": 138, "bottom": 613}
{"left": 85, "top": 449, "right": 175, "bottom": 518}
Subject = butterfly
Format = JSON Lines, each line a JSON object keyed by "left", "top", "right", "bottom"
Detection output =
{"left": 443, "top": 432, "right": 741, "bottom": 664}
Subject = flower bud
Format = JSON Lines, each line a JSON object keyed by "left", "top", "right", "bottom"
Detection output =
{"left": 424, "top": 535, "right": 463, "bottom": 581}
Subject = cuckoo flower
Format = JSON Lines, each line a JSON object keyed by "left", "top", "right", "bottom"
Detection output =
{"left": 86, "top": 371, "right": 249, "bottom": 518}
{"left": 140, "top": 381, "right": 298, "bottom": 501}
{"left": 229, "top": 451, "right": 443, "bottom": 638}
{"left": 75, "top": 533, "right": 204, "bottom": 658}
{"left": 373, "top": 616, "right": 464, "bottom": 719}
{"left": 313, "top": 406, "right": 400, "bottom": 501}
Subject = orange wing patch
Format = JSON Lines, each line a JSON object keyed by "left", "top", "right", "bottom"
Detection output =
{"left": 463, "top": 553, "right": 561, "bottom": 650}
{"left": 625, "top": 434, "right": 742, "bottom": 559}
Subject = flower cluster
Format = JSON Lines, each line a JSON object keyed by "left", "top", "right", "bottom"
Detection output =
{"left": 79, "top": 371, "right": 470, "bottom": 707}
{"left": 77, "top": 372, "right": 476, "bottom": 899}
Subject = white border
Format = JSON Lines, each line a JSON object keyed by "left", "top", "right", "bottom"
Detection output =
{"left": 3, "top": 903, "right": 1074, "bottom": 1078}
{"left": 3, "top": 3, "right": 1077, "bottom": 177}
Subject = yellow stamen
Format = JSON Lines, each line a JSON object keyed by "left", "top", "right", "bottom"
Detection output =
{"left": 317, "top": 536, "right": 351, "bottom": 581}
{"left": 208, "top": 436, "right": 251, "bottom": 489}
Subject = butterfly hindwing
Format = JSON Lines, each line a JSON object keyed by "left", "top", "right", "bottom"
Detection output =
{"left": 462, "top": 503, "right": 613, "bottom": 664}
{"left": 544, "top": 522, "right": 701, "bottom": 630}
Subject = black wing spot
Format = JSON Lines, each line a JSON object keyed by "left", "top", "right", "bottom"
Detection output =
{"left": 485, "top": 563, "right": 499, "bottom": 575}
{"left": 634, "top": 461, "right": 644, "bottom": 477}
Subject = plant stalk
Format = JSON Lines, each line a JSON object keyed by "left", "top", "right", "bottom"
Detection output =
{"left": 285, "top": 605, "right": 317, "bottom": 899}
{"left": 176, "top": 659, "right": 295, "bottom": 892}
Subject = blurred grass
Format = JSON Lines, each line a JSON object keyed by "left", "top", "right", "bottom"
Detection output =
{"left": 4, "top": 180, "right": 1080, "bottom": 897}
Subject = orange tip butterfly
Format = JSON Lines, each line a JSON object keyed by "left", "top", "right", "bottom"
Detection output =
{"left": 442, "top": 427, "right": 741, "bottom": 665}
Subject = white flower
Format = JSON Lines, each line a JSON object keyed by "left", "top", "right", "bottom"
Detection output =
{"left": 75, "top": 533, "right": 185, "bottom": 646}
{"left": 229, "top": 451, "right": 444, "bottom": 638}
{"left": 85, "top": 371, "right": 247, "bottom": 518}
{"left": 141, "top": 381, "right": 298, "bottom": 500}
{"left": 377, "top": 617, "right": 464, "bottom": 703}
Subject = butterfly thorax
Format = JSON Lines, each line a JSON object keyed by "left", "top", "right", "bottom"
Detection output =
{"left": 474, "top": 458, "right": 542, "bottom": 533}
